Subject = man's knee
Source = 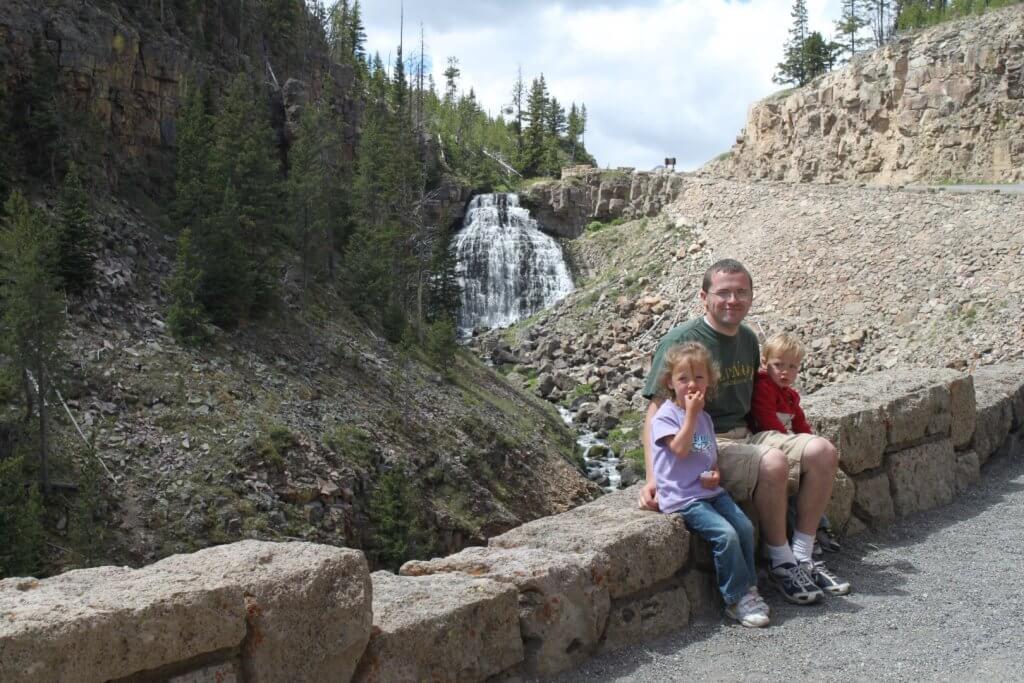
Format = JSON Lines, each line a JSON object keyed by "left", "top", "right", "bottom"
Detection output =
{"left": 804, "top": 437, "right": 839, "bottom": 473}
{"left": 758, "top": 448, "right": 788, "bottom": 486}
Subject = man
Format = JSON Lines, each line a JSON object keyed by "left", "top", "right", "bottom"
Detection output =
{"left": 638, "top": 259, "right": 849, "bottom": 603}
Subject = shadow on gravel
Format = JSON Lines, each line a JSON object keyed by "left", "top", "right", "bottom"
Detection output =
{"left": 547, "top": 453, "right": 1024, "bottom": 682}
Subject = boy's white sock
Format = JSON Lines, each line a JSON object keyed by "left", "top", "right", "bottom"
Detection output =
{"left": 767, "top": 543, "right": 797, "bottom": 568}
{"left": 791, "top": 531, "right": 815, "bottom": 564}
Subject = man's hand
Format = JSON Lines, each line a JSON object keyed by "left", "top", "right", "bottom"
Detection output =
{"left": 638, "top": 480, "right": 660, "bottom": 511}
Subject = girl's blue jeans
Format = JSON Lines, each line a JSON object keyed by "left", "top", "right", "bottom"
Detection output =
{"left": 679, "top": 493, "right": 757, "bottom": 606}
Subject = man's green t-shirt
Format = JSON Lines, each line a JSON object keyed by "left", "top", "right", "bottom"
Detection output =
{"left": 642, "top": 317, "right": 760, "bottom": 433}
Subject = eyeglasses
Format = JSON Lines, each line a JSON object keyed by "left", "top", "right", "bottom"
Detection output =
{"left": 708, "top": 289, "right": 752, "bottom": 302}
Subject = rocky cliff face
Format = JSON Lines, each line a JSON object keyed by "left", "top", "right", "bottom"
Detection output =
{"left": 709, "top": 5, "right": 1024, "bottom": 184}
{"left": 522, "top": 167, "right": 686, "bottom": 238}
{"left": 0, "top": 1, "right": 358, "bottom": 193}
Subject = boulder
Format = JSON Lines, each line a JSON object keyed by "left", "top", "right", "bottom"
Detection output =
{"left": 400, "top": 546, "right": 610, "bottom": 677}
{"left": 354, "top": 572, "right": 522, "bottom": 682}
{"left": 886, "top": 439, "right": 956, "bottom": 516}
{"left": 489, "top": 485, "right": 689, "bottom": 599}
{"left": 153, "top": 541, "right": 372, "bottom": 683}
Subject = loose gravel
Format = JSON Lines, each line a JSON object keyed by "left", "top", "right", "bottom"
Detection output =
{"left": 552, "top": 452, "right": 1024, "bottom": 682}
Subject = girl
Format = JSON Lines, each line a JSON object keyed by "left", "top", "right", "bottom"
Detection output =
{"left": 650, "top": 342, "right": 769, "bottom": 627}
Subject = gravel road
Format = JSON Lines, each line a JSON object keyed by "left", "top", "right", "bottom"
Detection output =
{"left": 552, "top": 453, "right": 1024, "bottom": 682}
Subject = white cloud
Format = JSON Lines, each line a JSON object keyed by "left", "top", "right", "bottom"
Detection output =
{"left": 364, "top": 0, "right": 841, "bottom": 170}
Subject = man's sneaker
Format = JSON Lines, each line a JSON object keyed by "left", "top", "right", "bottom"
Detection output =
{"left": 769, "top": 562, "right": 823, "bottom": 604}
{"left": 816, "top": 527, "right": 841, "bottom": 553}
{"left": 801, "top": 560, "right": 851, "bottom": 596}
{"left": 725, "top": 589, "right": 770, "bottom": 628}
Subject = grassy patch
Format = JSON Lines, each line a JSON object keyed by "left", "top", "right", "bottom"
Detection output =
{"left": 323, "top": 423, "right": 375, "bottom": 467}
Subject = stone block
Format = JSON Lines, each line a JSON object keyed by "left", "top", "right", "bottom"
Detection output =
{"left": 805, "top": 369, "right": 973, "bottom": 469}
{"left": 947, "top": 373, "right": 977, "bottom": 449}
{"left": 803, "top": 395, "right": 886, "bottom": 475}
{"left": 154, "top": 541, "right": 371, "bottom": 683}
{"left": 400, "top": 546, "right": 609, "bottom": 678}
{"left": 688, "top": 531, "right": 714, "bottom": 571}
{"left": 681, "top": 569, "right": 720, "bottom": 622}
{"left": 0, "top": 566, "right": 245, "bottom": 683}
{"left": 825, "top": 469, "right": 855, "bottom": 533}
{"left": 354, "top": 572, "right": 522, "bottom": 683}
{"left": 974, "top": 363, "right": 1024, "bottom": 430}
{"left": 955, "top": 450, "right": 980, "bottom": 495}
{"left": 887, "top": 439, "right": 956, "bottom": 516}
{"left": 489, "top": 485, "right": 689, "bottom": 599}
{"left": 991, "top": 430, "right": 1023, "bottom": 461}
{"left": 852, "top": 471, "right": 896, "bottom": 527}
{"left": 600, "top": 583, "right": 690, "bottom": 652}
{"left": 972, "top": 389, "right": 1012, "bottom": 465}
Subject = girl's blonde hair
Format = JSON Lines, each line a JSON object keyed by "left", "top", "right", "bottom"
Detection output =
{"left": 657, "top": 342, "right": 720, "bottom": 398}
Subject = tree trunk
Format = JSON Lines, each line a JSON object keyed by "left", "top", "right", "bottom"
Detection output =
{"left": 38, "top": 366, "right": 51, "bottom": 496}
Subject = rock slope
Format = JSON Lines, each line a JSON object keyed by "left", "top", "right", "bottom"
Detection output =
{"left": 707, "top": 4, "right": 1024, "bottom": 184}
{"left": 474, "top": 177, "right": 1024, "bottom": 464}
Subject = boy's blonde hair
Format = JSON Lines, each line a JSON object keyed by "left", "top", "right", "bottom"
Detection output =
{"left": 658, "top": 342, "right": 720, "bottom": 398}
{"left": 763, "top": 331, "right": 805, "bottom": 362}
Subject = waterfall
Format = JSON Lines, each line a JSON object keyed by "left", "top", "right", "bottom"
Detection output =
{"left": 453, "top": 193, "right": 574, "bottom": 332}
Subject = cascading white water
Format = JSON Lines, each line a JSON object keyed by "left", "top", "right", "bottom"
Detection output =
{"left": 453, "top": 193, "right": 574, "bottom": 332}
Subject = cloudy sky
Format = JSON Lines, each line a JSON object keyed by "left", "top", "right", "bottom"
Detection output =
{"left": 362, "top": 0, "right": 842, "bottom": 171}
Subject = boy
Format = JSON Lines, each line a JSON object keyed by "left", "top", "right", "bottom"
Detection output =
{"left": 749, "top": 331, "right": 851, "bottom": 595}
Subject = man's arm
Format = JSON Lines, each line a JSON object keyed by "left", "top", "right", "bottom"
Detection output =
{"left": 639, "top": 397, "right": 664, "bottom": 510}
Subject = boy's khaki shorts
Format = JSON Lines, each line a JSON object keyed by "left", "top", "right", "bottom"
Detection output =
{"left": 716, "top": 428, "right": 818, "bottom": 501}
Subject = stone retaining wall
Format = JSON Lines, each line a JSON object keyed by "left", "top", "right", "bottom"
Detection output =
{"left": 2, "top": 366, "right": 1023, "bottom": 682}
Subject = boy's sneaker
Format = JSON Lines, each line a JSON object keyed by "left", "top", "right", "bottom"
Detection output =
{"left": 801, "top": 560, "right": 851, "bottom": 596}
{"left": 769, "top": 562, "right": 823, "bottom": 604}
{"left": 725, "top": 589, "right": 770, "bottom": 628}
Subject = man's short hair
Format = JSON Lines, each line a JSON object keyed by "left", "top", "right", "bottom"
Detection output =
{"left": 763, "top": 332, "right": 805, "bottom": 362}
{"left": 701, "top": 259, "right": 753, "bottom": 293}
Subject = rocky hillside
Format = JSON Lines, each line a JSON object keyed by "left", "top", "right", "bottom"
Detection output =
{"left": 706, "top": 4, "right": 1024, "bottom": 184}
{"left": 474, "top": 176, "right": 1024, "bottom": 470}
{"left": 19, "top": 195, "right": 597, "bottom": 573}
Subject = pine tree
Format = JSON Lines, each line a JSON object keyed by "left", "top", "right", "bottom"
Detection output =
{"left": 802, "top": 32, "right": 841, "bottom": 80}
{"left": 834, "top": 0, "right": 870, "bottom": 61}
{"left": 774, "top": 0, "right": 811, "bottom": 86}
{"left": 205, "top": 74, "right": 282, "bottom": 321}
{"left": 0, "top": 191, "right": 65, "bottom": 496}
{"left": 443, "top": 57, "right": 461, "bottom": 104}
{"left": 286, "top": 105, "right": 332, "bottom": 288}
{"left": 173, "top": 86, "right": 214, "bottom": 230}
{"left": 566, "top": 103, "right": 583, "bottom": 163}
{"left": 368, "top": 467, "right": 415, "bottom": 570}
{"left": 166, "top": 228, "right": 208, "bottom": 345}
{"left": 522, "top": 76, "right": 550, "bottom": 176}
{"left": 56, "top": 162, "right": 97, "bottom": 293}
{"left": 510, "top": 66, "right": 526, "bottom": 157}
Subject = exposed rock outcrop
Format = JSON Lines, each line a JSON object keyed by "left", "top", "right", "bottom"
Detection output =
{"left": 708, "top": 5, "right": 1024, "bottom": 184}
{"left": 522, "top": 168, "right": 687, "bottom": 238}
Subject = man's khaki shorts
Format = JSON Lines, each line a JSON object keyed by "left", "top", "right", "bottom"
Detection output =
{"left": 716, "top": 428, "right": 818, "bottom": 501}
